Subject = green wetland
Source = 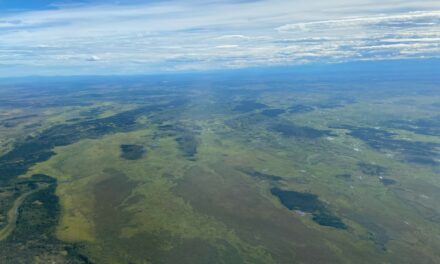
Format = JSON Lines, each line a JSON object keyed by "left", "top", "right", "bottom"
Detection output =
{"left": 0, "top": 63, "right": 439, "bottom": 263}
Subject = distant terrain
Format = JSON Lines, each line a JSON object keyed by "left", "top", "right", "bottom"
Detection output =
{"left": 0, "top": 61, "right": 439, "bottom": 263}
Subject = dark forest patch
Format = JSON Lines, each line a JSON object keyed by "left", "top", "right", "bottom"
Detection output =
{"left": 405, "top": 156, "right": 439, "bottom": 166}
{"left": 0, "top": 114, "right": 38, "bottom": 128}
{"left": 358, "top": 162, "right": 387, "bottom": 176}
{"left": 124, "top": 194, "right": 144, "bottom": 206}
{"left": 158, "top": 123, "right": 200, "bottom": 159}
{"left": 233, "top": 100, "right": 268, "bottom": 112}
{"left": 271, "top": 187, "right": 346, "bottom": 229}
{"left": 243, "top": 170, "right": 283, "bottom": 182}
{"left": 320, "top": 97, "right": 356, "bottom": 108}
{"left": 8, "top": 185, "right": 60, "bottom": 242}
{"left": 176, "top": 134, "right": 198, "bottom": 159}
{"left": 315, "top": 102, "right": 344, "bottom": 109}
{"left": 1, "top": 114, "right": 38, "bottom": 122}
{"left": 0, "top": 104, "right": 164, "bottom": 184}
{"left": 288, "top": 104, "right": 315, "bottom": 114}
{"left": 224, "top": 114, "right": 267, "bottom": 131}
{"left": 380, "top": 178, "right": 397, "bottom": 186}
{"left": 0, "top": 181, "right": 91, "bottom": 263}
{"left": 271, "top": 123, "right": 333, "bottom": 139}
{"left": 261, "top": 109, "right": 285, "bottom": 117}
{"left": 335, "top": 173, "right": 352, "bottom": 180}
{"left": 331, "top": 125, "right": 440, "bottom": 166}
{"left": 287, "top": 97, "right": 354, "bottom": 114}
{"left": 384, "top": 115, "right": 440, "bottom": 137}
{"left": 120, "top": 144, "right": 145, "bottom": 160}
{"left": 351, "top": 215, "right": 390, "bottom": 251}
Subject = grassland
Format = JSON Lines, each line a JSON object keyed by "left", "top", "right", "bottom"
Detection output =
{"left": 0, "top": 71, "right": 439, "bottom": 263}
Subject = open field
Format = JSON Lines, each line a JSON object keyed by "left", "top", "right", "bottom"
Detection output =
{"left": 0, "top": 65, "right": 439, "bottom": 263}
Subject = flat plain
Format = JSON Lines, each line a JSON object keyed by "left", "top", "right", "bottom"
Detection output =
{"left": 0, "top": 62, "right": 439, "bottom": 263}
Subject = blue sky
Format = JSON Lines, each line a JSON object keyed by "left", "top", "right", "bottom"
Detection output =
{"left": 0, "top": 0, "right": 440, "bottom": 76}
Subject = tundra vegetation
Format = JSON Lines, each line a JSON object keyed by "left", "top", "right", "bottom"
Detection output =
{"left": 0, "top": 67, "right": 439, "bottom": 263}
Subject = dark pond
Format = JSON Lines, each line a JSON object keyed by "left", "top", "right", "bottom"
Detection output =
{"left": 271, "top": 187, "right": 346, "bottom": 229}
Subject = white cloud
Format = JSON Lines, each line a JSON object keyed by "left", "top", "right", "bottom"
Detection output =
{"left": 215, "top": 35, "right": 250, "bottom": 40}
{"left": 86, "top": 55, "right": 101, "bottom": 61}
{"left": 276, "top": 11, "right": 440, "bottom": 32}
{"left": 0, "top": 0, "right": 439, "bottom": 76}
{"left": 215, "top": 45, "right": 239, "bottom": 49}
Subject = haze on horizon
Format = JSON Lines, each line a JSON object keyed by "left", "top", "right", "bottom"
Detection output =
{"left": 1, "top": 0, "right": 440, "bottom": 77}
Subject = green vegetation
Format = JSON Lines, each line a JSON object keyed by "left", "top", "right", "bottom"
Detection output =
{"left": 0, "top": 74, "right": 439, "bottom": 263}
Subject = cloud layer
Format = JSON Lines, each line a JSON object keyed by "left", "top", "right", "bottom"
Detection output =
{"left": 0, "top": 0, "right": 439, "bottom": 76}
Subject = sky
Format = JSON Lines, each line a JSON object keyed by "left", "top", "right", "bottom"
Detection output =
{"left": 0, "top": 0, "right": 439, "bottom": 76}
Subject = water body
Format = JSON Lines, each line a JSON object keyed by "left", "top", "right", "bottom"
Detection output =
{"left": 271, "top": 187, "right": 346, "bottom": 229}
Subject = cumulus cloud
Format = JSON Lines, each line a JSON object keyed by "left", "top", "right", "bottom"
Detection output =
{"left": 86, "top": 55, "right": 101, "bottom": 61}
{"left": 0, "top": 0, "right": 439, "bottom": 76}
